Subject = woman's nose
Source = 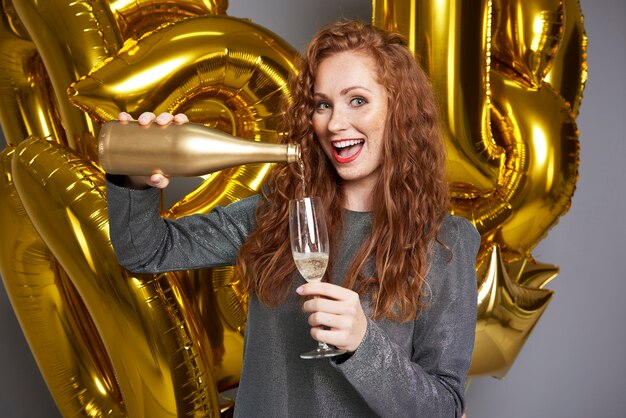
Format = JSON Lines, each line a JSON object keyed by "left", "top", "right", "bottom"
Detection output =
{"left": 328, "top": 108, "right": 349, "bottom": 132}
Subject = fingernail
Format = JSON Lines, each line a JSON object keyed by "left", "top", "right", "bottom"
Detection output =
{"left": 296, "top": 286, "right": 303, "bottom": 294}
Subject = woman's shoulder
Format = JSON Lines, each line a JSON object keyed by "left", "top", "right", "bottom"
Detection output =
{"left": 427, "top": 214, "right": 480, "bottom": 299}
{"left": 219, "top": 193, "right": 263, "bottom": 222}
{"left": 225, "top": 193, "right": 263, "bottom": 210}
{"left": 437, "top": 213, "right": 481, "bottom": 251}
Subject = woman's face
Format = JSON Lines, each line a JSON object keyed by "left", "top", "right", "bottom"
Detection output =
{"left": 312, "top": 51, "right": 388, "bottom": 194}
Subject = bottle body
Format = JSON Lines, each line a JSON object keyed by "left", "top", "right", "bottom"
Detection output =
{"left": 98, "top": 120, "right": 299, "bottom": 176}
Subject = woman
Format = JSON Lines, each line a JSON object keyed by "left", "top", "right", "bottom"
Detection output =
{"left": 107, "top": 20, "right": 479, "bottom": 417}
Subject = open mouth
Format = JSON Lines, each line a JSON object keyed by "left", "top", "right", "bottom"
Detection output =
{"left": 331, "top": 139, "right": 364, "bottom": 163}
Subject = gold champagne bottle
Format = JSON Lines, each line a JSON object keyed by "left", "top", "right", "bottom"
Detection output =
{"left": 98, "top": 120, "right": 300, "bottom": 176}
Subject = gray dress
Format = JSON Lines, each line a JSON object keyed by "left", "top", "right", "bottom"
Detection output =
{"left": 106, "top": 180, "right": 480, "bottom": 418}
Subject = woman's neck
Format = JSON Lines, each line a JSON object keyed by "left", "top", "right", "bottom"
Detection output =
{"left": 342, "top": 182, "right": 375, "bottom": 212}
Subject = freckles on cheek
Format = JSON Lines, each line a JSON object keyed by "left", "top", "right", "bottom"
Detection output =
{"left": 312, "top": 118, "right": 324, "bottom": 137}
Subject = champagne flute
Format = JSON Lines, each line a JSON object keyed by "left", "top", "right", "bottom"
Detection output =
{"left": 289, "top": 197, "right": 346, "bottom": 359}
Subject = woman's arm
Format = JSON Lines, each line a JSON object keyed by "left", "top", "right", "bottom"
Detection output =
{"left": 106, "top": 179, "right": 260, "bottom": 273}
{"left": 332, "top": 216, "right": 479, "bottom": 418}
{"left": 105, "top": 111, "right": 261, "bottom": 273}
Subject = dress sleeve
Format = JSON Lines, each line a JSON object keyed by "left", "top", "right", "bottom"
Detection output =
{"left": 333, "top": 215, "right": 480, "bottom": 418}
{"left": 106, "top": 178, "right": 260, "bottom": 273}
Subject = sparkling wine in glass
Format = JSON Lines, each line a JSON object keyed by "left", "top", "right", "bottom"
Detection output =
{"left": 289, "top": 197, "right": 346, "bottom": 359}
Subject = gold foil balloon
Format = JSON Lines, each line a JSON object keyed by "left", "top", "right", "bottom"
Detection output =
{"left": 543, "top": 0, "right": 587, "bottom": 116}
{"left": 11, "top": 136, "right": 220, "bottom": 417}
{"left": 490, "top": 0, "right": 563, "bottom": 88}
{"left": 68, "top": 12, "right": 297, "bottom": 400}
{"left": 1, "top": 1, "right": 296, "bottom": 416}
{"left": 68, "top": 15, "right": 295, "bottom": 131}
{"left": 108, "top": 0, "right": 227, "bottom": 40}
{"left": 9, "top": 0, "right": 223, "bottom": 157}
{"left": 10, "top": 0, "right": 119, "bottom": 155}
{"left": 68, "top": 13, "right": 297, "bottom": 215}
{"left": 374, "top": 0, "right": 586, "bottom": 377}
{"left": 0, "top": 146, "right": 125, "bottom": 415}
{"left": 471, "top": 245, "right": 555, "bottom": 377}
{"left": 0, "top": 5, "right": 63, "bottom": 147}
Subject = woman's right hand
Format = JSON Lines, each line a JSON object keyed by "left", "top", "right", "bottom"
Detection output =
{"left": 118, "top": 111, "right": 189, "bottom": 189}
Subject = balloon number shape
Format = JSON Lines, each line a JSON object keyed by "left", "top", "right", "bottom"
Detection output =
{"left": 374, "top": 0, "right": 586, "bottom": 378}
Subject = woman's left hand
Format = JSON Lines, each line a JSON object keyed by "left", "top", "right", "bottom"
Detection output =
{"left": 297, "top": 282, "right": 367, "bottom": 353}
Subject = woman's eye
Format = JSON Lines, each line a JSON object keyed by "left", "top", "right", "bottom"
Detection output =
{"left": 350, "top": 97, "right": 367, "bottom": 107}
{"left": 316, "top": 102, "right": 331, "bottom": 110}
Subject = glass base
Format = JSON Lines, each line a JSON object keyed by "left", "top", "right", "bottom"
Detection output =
{"left": 300, "top": 344, "right": 347, "bottom": 359}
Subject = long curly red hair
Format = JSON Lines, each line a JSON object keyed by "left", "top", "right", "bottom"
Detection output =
{"left": 237, "top": 20, "right": 448, "bottom": 321}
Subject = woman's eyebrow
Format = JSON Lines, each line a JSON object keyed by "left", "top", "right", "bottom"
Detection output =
{"left": 340, "top": 86, "right": 371, "bottom": 95}
{"left": 314, "top": 86, "right": 372, "bottom": 98}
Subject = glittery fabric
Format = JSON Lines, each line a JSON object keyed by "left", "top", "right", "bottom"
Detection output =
{"left": 106, "top": 179, "right": 480, "bottom": 418}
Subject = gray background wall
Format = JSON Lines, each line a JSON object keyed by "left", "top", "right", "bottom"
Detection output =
{"left": 1, "top": 0, "right": 623, "bottom": 417}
